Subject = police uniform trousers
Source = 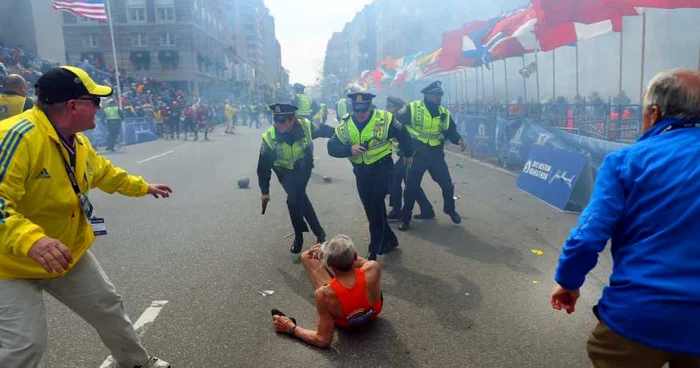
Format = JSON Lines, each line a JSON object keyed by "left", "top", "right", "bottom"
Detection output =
{"left": 106, "top": 119, "right": 121, "bottom": 150}
{"left": 390, "top": 157, "right": 433, "bottom": 214}
{"left": 402, "top": 144, "right": 455, "bottom": 223}
{"left": 275, "top": 165, "right": 325, "bottom": 238}
{"left": 353, "top": 156, "right": 398, "bottom": 255}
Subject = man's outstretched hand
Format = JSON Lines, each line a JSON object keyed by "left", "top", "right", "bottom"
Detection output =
{"left": 148, "top": 184, "right": 172, "bottom": 198}
{"left": 273, "top": 315, "right": 295, "bottom": 334}
{"left": 28, "top": 237, "right": 73, "bottom": 273}
{"left": 550, "top": 284, "right": 580, "bottom": 314}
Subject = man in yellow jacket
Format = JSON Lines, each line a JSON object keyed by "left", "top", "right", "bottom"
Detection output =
{"left": 0, "top": 66, "right": 172, "bottom": 368}
{"left": 0, "top": 74, "right": 33, "bottom": 120}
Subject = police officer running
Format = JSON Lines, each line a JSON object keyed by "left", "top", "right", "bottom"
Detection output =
{"left": 291, "top": 83, "right": 320, "bottom": 121}
{"left": 0, "top": 74, "right": 33, "bottom": 120}
{"left": 385, "top": 96, "right": 433, "bottom": 221}
{"left": 335, "top": 91, "right": 352, "bottom": 122}
{"left": 102, "top": 100, "right": 122, "bottom": 151}
{"left": 396, "top": 81, "right": 466, "bottom": 232}
{"left": 257, "top": 103, "right": 335, "bottom": 254}
{"left": 328, "top": 92, "right": 413, "bottom": 261}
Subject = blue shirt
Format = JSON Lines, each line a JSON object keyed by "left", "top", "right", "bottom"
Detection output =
{"left": 555, "top": 118, "right": 700, "bottom": 355}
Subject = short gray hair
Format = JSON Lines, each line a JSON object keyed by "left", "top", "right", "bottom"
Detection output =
{"left": 321, "top": 234, "right": 356, "bottom": 271}
{"left": 36, "top": 99, "right": 67, "bottom": 116}
{"left": 643, "top": 68, "right": 700, "bottom": 120}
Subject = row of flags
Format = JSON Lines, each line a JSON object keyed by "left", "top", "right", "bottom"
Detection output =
{"left": 352, "top": 0, "right": 700, "bottom": 91}
{"left": 53, "top": 0, "right": 108, "bottom": 22}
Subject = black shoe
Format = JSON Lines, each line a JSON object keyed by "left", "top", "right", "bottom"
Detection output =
{"left": 367, "top": 252, "right": 377, "bottom": 261}
{"left": 290, "top": 234, "right": 303, "bottom": 254}
{"left": 413, "top": 212, "right": 436, "bottom": 220}
{"left": 382, "top": 240, "right": 399, "bottom": 254}
{"left": 387, "top": 209, "right": 401, "bottom": 220}
{"left": 448, "top": 212, "right": 462, "bottom": 224}
{"left": 398, "top": 222, "right": 410, "bottom": 231}
{"left": 316, "top": 233, "right": 326, "bottom": 244}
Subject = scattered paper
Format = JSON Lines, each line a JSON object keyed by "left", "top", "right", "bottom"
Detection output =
{"left": 531, "top": 280, "right": 539, "bottom": 284}
{"left": 531, "top": 249, "right": 544, "bottom": 256}
{"left": 259, "top": 290, "right": 274, "bottom": 297}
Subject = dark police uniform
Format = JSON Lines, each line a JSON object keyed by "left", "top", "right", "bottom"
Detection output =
{"left": 327, "top": 92, "right": 414, "bottom": 260}
{"left": 257, "top": 103, "right": 335, "bottom": 253}
{"left": 395, "top": 82, "right": 465, "bottom": 231}
{"left": 385, "top": 96, "right": 433, "bottom": 220}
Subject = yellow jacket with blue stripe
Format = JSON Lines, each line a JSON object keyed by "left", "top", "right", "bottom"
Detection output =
{"left": 0, "top": 107, "right": 150, "bottom": 279}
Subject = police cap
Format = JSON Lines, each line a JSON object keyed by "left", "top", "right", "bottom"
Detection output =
{"left": 268, "top": 103, "right": 298, "bottom": 115}
{"left": 293, "top": 83, "right": 305, "bottom": 91}
{"left": 421, "top": 81, "right": 444, "bottom": 95}
{"left": 347, "top": 92, "right": 375, "bottom": 111}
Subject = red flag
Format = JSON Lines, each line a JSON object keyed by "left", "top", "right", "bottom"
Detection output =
{"left": 532, "top": 0, "right": 637, "bottom": 28}
{"left": 483, "top": 6, "right": 539, "bottom": 61}
{"left": 439, "top": 22, "right": 485, "bottom": 70}
{"left": 537, "top": 14, "right": 626, "bottom": 51}
{"left": 609, "top": 0, "right": 700, "bottom": 8}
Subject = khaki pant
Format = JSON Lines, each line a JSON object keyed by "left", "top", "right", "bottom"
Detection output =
{"left": 588, "top": 321, "right": 700, "bottom": 368}
{"left": 0, "top": 251, "right": 149, "bottom": 368}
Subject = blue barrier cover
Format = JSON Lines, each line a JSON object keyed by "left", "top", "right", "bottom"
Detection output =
{"left": 516, "top": 145, "right": 589, "bottom": 211}
{"left": 123, "top": 120, "right": 157, "bottom": 145}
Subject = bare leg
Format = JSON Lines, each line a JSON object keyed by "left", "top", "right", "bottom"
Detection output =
{"left": 300, "top": 250, "right": 333, "bottom": 291}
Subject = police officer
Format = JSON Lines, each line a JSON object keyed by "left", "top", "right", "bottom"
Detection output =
{"left": 328, "top": 92, "right": 413, "bottom": 260}
{"left": 0, "top": 74, "right": 33, "bottom": 120}
{"left": 257, "top": 103, "right": 335, "bottom": 253}
{"left": 396, "top": 81, "right": 466, "bottom": 231}
{"left": 385, "top": 96, "right": 433, "bottom": 221}
{"left": 291, "top": 83, "right": 320, "bottom": 121}
{"left": 102, "top": 100, "right": 122, "bottom": 151}
{"left": 335, "top": 91, "right": 352, "bottom": 122}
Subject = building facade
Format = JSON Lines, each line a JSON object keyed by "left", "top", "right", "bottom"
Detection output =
{"left": 63, "top": 0, "right": 229, "bottom": 94}
{"left": 0, "top": 0, "right": 67, "bottom": 64}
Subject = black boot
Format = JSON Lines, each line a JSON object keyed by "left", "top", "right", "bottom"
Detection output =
{"left": 448, "top": 211, "right": 462, "bottom": 224}
{"left": 316, "top": 231, "right": 326, "bottom": 245}
{"left": 398, "top": 222, "right": 410, "bottom": 231}
{"left": 413, "top": 211, "right": 436, "bottom": 220}
{"left": 387, "top": 209, "right": 401, "bottom": 220}
{"left": 290, "top": 233, "right": 303, "bottom": 254}
{"left": 382, "top": 238, "right": 399, "bottom": 255}
{"left": 367, "top": 252, "right": 377, "bottom": 261}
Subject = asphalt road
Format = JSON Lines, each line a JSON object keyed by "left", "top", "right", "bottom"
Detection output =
{"left": 37, "top": 123, "right": 613, "bottom": 368}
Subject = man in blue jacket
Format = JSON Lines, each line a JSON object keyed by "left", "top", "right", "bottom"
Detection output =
{"left": 551, "top": 68, "right": 700, "bottom": 366}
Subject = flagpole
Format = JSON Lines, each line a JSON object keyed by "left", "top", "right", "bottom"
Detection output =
{"left": 105, "top": 0, "right": 123, "bottom": 110}
{"left": 618, "top": 23, "right": 624, "bottom": 101}
{"left": 504, "top": 58, "right": 509, "bottom": 104}
{"left": 480, "top": 66, "right": 486, "bottom": 101}
{"left": 474, "top": 67, "right": 479, "bottom": 102}
{"left": 464, "top": 69, "right": 469, "bottom": 103}
{"left": 535, "top": 50, "right": 541, "bottom": 103}
{"left": 522, "top": 55, "right": 527, "bottom": 103}
{"left": 491, "top": 64, "right": 496, "bottom": 101}
{"left": 552, "top": 48, "right": 556, "bottom": 103}
{"left": 575, "top": 43, "right": 580, "bottom": 97}
{"left": 639, "top": 12, "right": 647, "bottom": 104}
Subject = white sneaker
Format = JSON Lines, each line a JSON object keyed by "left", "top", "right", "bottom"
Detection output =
{"left": 137, "top": 357, "right": 171, "bottom": 368}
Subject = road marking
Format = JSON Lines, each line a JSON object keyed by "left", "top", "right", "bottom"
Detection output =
{"left": 137, "top": 150, "right": 173, "bottom": 164}
{"left": 445, "top": 150, "right": 517, "bottom": 178}
{"left": 98, "top": 300, "right": 169, "bottom": 368}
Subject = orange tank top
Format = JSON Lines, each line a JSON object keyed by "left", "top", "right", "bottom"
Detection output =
{"left": 328, "top": 268, "right": 383, "bottom": 328}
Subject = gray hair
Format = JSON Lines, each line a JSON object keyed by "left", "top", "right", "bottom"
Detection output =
{"left": 36, "top": 99, "right": 67, "bottom": 116}
{"left": 321, "top": 234, "right": 356, "bottom": 271}
{"left": 643, "top": 68, "right": 700, "bottom": 120}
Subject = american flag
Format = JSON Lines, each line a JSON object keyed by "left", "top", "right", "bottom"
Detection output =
{"left": 52, "top": 0, "right": 108, "bottom": 22}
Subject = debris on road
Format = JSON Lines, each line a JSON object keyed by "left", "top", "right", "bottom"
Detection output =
{"left": 323, "top": 176, "right": 332, "bottom": 183}
{"left": 259, "top": 290, "right": 274, "bottom": 297}
{"left": 453, "top": 195, "right": 461, "bottom": 200}
{"left": 531, "top": 249, "right": 545, "bottom": 256}
{"left": 456, "top": 163, "right": 465, "bottom": 168}
{"left": 237, "top": 177, "right": 250, "bottom": 189}
{"left": 531, "top": 280, "right": 539, "bottom": 284}
{"left": 283, "top": 232, "right": 295, "bottom": 239}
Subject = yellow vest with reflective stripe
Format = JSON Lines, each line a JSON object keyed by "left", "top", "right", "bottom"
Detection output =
{"left": 335, "top": 110, "right": 393, "bottom": 165}
{"left": 406, "top": 100, "right": 450, "bottom": 146}
{"left": 336, "top": 99, "right": 348, "bottom": 118}
{"left": 262, "top": 118, "right": 313, "bottom": 170}
{"left": 296, "top": 94, "right": 312, "bottom": 116}
{"left": 103, "top": 106, "right": 120, "bottom": 120}
{"left": 0, "top": 94, "right": 27, "bottom": 121}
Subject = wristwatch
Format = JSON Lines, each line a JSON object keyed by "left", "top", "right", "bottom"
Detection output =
{"left": 288, "top": 325, "right": 297, "bottom": 336}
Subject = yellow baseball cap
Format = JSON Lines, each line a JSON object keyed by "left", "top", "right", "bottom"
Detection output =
{"left": 35, "top": 66, "right": 113, "bottom": 104}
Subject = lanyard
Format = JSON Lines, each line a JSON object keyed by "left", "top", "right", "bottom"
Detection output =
{"left": 54, "top": 141, "right": 83, "bottom": 195}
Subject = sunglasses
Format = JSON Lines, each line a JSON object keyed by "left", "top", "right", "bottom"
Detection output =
{"left": 274, "top": 116, "right": 290, "bottom": 124}
{"left": 75, "top": 97, "right": 101, "bottom": 107}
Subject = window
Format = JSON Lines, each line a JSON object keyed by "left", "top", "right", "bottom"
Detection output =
{"left": 156, "top": 0, "right": 175, "bottom": 22}
{"left": 77, "top": 16, "right": 98, "bottom": 23}
{"left": 131, "top": 34, "right": 148, "bottom": 47}
{"left": 160, "top": 33, "right": 176, "bottom": 46}
{"left": 127, "top": 0, "right": 146, "bottom": 23}
{"left": 82, "top": 35, "right": 100, "bottom": 48}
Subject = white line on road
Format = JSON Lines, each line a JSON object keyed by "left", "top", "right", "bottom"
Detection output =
{"left": 137, "top": 150, "right": 174, "bottom": 164}
{"left": 98, "top": 300, "right": 169, "bottom": 368}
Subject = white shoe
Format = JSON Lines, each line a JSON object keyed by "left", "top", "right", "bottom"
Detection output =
{"left": 137, "top": 356, "right": 171, "bottom": 368}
